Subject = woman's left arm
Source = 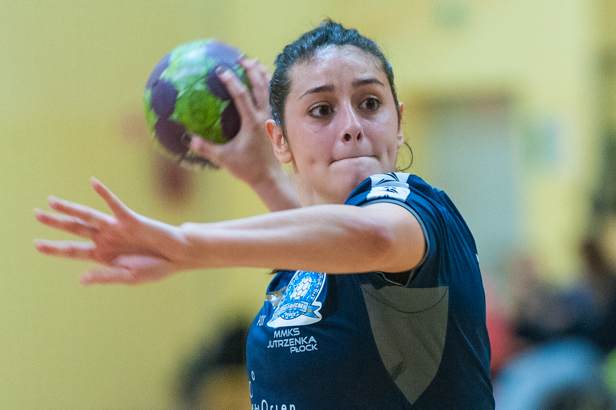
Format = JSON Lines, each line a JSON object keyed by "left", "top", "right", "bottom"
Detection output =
{"left": 35, "top": 179, "right": 425, "bottom": 285}
{"left": 179, "top": 202, "right": 425, "bottom": 274}
{"left": 34, "top": 178, "right": 192, "bottom": 284}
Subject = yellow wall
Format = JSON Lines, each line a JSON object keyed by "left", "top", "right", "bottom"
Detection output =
{"left": 0, "top": 0, "right": 604, "bottom": 408}
{"left": 384, "top": 0, "right": 600, "bottom": 283}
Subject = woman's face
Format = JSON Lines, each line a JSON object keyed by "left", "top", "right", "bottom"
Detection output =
{"left": 268, "top": 45, "right": 404, "bottom": 206}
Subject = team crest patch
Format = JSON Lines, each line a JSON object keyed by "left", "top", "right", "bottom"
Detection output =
{"left": 267, "top": 270, "right": 327, "bottom": 329}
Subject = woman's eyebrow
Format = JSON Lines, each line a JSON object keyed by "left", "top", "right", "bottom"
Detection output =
{"left": 299, "top": 78, "right": 384, "bottom": 99}
{"left": 352, "top": 78, "right": 385, "bottom": 88}
{"left": 300, "top": 84, "right": 334, "bottom": 99}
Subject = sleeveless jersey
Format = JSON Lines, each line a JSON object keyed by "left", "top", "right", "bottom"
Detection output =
{"left": 246, "top": 173, "right": 495, "bottom": 409}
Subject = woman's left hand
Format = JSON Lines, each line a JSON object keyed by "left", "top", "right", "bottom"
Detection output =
{"left": 34, "top": 177, "right": 187, "bottom": 285}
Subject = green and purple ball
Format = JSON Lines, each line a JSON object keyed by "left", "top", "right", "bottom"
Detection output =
{"left": 143, "top": 39, "right": 247, "bottom": 169}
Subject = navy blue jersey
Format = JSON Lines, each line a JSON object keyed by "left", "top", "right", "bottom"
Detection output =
{"left": 246, "top": 173, "right": 494, "bottom": 409}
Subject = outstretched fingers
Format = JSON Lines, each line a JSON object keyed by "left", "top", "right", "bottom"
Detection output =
{"left": 46, "top": 196, "right": 112, "bottom": 231}
{"left": 35, "top": 209, "right": 96, "bottom": 239}
{"left": 34, "top": 239, "right": 95, "bottom": 260}
{"left": 90, "top": 177, "right": 132, "bottom": 219}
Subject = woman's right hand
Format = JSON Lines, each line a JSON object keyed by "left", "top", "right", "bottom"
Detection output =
{"left": 189, "top": 58, "right": 300, "bottom": 211}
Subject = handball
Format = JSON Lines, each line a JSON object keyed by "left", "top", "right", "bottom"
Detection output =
{"left": 143, "top": 39, "right": 247, "bottom": 169}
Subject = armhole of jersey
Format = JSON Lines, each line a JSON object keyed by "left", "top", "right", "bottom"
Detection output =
{"left": 360, "top": 198, "right": 431, "bottom": 287}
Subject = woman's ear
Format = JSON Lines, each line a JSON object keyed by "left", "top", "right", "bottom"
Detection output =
{"left": 397, "top": 102, "right": 405, "bottom": 148}
{"left": 266, "top": 119, "right": 293, "bottom": 163}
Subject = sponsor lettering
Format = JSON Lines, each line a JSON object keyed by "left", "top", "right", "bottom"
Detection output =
{"left": 267, "top": 327, "right": 317, "bottom": 354}
{"left": 273, "top": 328, "right": 300, "bottom": 338}
{"left": 252, "top": 401, "right": 295, "bottom": 410}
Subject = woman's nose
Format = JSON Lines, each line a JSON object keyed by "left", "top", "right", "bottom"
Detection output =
{"left": 339, "top": 104, "right": 362, "bottom": 142}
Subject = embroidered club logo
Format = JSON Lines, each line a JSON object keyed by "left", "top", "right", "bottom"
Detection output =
{"left": 267, "top": 270, "right": 326, "bottom": 328}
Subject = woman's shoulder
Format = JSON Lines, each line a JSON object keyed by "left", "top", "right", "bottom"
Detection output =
{"left": 346, "top": 172, "right": 446, "bottom": 207}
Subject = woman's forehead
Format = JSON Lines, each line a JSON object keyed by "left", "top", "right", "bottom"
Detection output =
{"left": 287, "top": 45, "right": 385, "bottom": 93}
{"left": 309, "top": 44, "right": 379, "bottom": 64}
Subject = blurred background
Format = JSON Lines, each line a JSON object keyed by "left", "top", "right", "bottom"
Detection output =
{"left": 2, "top": 0, "right": 616, "bottom": 409}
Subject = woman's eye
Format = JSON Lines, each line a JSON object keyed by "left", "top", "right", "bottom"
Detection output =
{"left": 361, "top": 97, "right": 381, "bottom": 111}
{"left": 309, "top": 104, "right": 333, "bottom": 117}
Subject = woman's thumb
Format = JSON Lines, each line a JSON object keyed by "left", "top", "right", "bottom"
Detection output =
{"left": 189, "top": 135, "right": 221, "bottom": 165}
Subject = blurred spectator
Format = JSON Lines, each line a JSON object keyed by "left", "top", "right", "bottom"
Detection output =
{"left": 493, "top": 338, "right": 612, "bottom": 410}
{"left": 511, "top": 239, "right": 616, "bottom": 352}
{"left": 484, "top": 274, "right": 519, "bottom": 376}
{"left": 174, "top": 319, "right": 250, "bottom": 410}
{"left": 578, "top": 239, "right": 616, "bottom": 353}
{"left": 491, "top": 239, "right": 616, "bottom": 409}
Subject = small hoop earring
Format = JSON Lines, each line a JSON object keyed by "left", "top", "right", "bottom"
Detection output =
{"left": 396, "top": 141, "right": 414, "bottom": 172}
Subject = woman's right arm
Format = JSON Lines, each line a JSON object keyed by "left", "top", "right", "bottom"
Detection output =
{"left": 189, "top": 58, "right": 300, "bottom": 212}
